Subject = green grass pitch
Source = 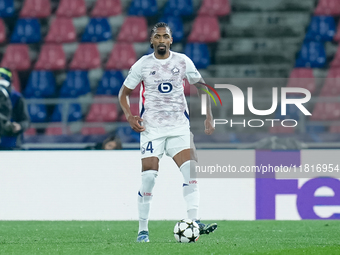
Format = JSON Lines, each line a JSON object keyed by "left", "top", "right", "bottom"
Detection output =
{"left": 0, "top": 221, "right": 339, "bottom": 255}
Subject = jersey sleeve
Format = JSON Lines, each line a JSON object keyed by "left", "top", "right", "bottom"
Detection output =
{"left": 184, "top": 56, "right": 202, "bottom": 85}
{"left": 123, "top": 57, "right": 144, "bottom": 90}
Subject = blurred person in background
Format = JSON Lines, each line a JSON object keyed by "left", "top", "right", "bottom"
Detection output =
{"left": 0, "top": 68, "right": 30, "bottom": 150}
{"left": 85, "top": 134, "right": 122, "bottom": 150}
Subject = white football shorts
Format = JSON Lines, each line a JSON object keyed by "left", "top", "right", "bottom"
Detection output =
{"left": 140, "top": 126, "right": 196, "bottom": 159}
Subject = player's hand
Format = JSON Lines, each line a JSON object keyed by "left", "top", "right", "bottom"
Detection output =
{"left": 204, "top": 118, "right": 215, "bottom": 135}
{"left": 12, "top": 122, "right": 22, "bottom": 133}
{"left": 128, "top": 115, "right": 145, "bottom": 133}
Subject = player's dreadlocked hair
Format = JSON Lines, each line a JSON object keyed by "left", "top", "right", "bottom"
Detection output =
{"left": 150, "top": 22, "right": 172, "bottom": 49}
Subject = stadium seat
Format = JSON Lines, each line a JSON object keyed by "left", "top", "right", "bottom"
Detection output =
{"left": 163, "top": 0, "right": 193, "bottom": 16}
{"left": 24, "top": 127, "right": 36, "bottom": 135}
{"left": 117, "top": 16, "right": 147, "bottom": 42}
{"left": 311, "top": 102, "right": 340, "bottom": 120}
{"left": 69, "top": 43, "right": 101, "bottom": 70}
{"left": 314, "top": 0, "right": 340, "bottom": 16}
{"left": 334, "top": 20, "right": 340, "bottom": 42}
{"left": 45, "top": 17, "right": 76, "bottom": 43}
{"left": 130, "top": 82, "right": 141, "bottom": 97}
{"left": 24, "top": 71, "right": 56, "bottom": 98}
{"left": 159, "top": 16, "right": 184, "bottom": 42}
{"left": 128, "top": 0, "right": 158, "bottom": 17}
{"left": 286, "top": 68, "right": 316, "bottom": 95}
{"left": 1, "top": 44, "right": 31, "bottom": 70}
{"left": 45, "top": 126, "right": 64, "bottom": 135}
{"left": 11, "top": 70, "right": 20, "bottom": 92}
{"left": 188, "top": 15, "right": 220, "bottom": 43}
{"left": 27, "top": 104, "right": 47, "bottom": 122}
{"left": 295, "top": 42, "right": 326, "bottom": 68}
{"left": 0, "top": 0, "right": 14, "bottom": 17}
{"left": 330, "top": 46, "right": 340, "bottom": 68}
{"left": 56, "top": 0, "right": 86, "bottom": 17}
{"left": 184, "top": 43, "right": 210, "bottom": 69}
{"left": 20, "top": 0, "right": 51, "bottom": 18}
{"left": 50, "top": 103, "right": 82, "bottom": 122}
{"left": 81, "top": 18, "right": 112, "bottom": 42}
{"left": 34, "top": 44, "right": 66, "bottom": 70}
{"left": 91, "top": 0, "right": 122, "bottom": 17}
{"left": 81, "top": 126, "right": 106, "bottom": 135}
{"left": 304, "top": 16, "right": 336, "bottom": 42}
{"left": 59, "top": 71, "right": 91, "bottom": 98}
{"left": 319, "top": 68, "right": 340, "bottom": 96}
{"left": 106, "top": 43, "right": 137, "bottom": 70}
{"left": 96, "top": 70, "right": 124, "bottom": 96}
{"left": 116, "top": 126, "right": 140, "bottom": 143}
{"left": 10, "top": 18, "right": 41, "bottom": 43}
{"left": 329, "top": 124, "right": 340, "bottom": 133}
{"left": 269, "top": 125, "right": 295, "bottom": 134}
{"left": 85, "top": 96, "right": 118, "bottom": 122}
{"left": 0, "top": 18, "right": 5, "bottom": 43}
{"left": 275, "top": 102, "right": 301, "bottom": 121}
{"left": 198, "top": 0, "right": 231, "bottom": 16}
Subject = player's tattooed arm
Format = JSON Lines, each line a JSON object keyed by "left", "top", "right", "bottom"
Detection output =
{"left": 193, "top": 78, "right": 215, "bottom": 135}
{"left": 118, "top": 85, "right": 145, "bottom": 133}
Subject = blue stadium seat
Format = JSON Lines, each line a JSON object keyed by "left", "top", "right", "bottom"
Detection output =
{"left": 128, "top": 0, "right": 158, "bottom": 16}
{"left": 24, "top": 71, "right": 56, "bottom": 98}
{"left": 28, "top": 104, "right": 47, "bottom": 122}
{"left": 10, "top": 18, "right": 41, "bottom": 43}
{"left": 163, "top": 0, "right": 193, "bottom": 16}
{"left": 305, "top": 16, "right": 336, "bottom": 42}
{"left": 116, "top": 126, "right": 140, "bottom": 143}
{"left": 81, "top": 18, "right": 112, "bottom": 42}
{"left": 295, "top": 42, "right": 326, "bottom": 68}
{"left": 159, "top": 16, "right": 184, "bottom": 42}
{"left": 0, "top": 0, "right": 14, "bottom": 17}
{"left": 50, "top": 103, "right": 82, "bottom": 122}
{"left": 96, "top": 70, "right": 124, "bottom": 96}
{"left": 184, "top": 43, "right": 210, "bottom": 69}
{"left": 59, "top": 71, "right": 91, "bottom": 98}
{"left": 275, "top": 104, "right": 300, "bottom": 121}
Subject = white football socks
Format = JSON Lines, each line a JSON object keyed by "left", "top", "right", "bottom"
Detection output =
{"left": 180, "top": 160, "right": 199, "bottom": 221}
{"left": 138, "top": 170, "right": 158, "bottom": 233}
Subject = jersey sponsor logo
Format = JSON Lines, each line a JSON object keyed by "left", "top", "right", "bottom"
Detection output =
{"left": 171, "top": 67, "right": 180, "bottom": 75}
{"left": 158, "top": 83, "right": 173, "bottom": 93}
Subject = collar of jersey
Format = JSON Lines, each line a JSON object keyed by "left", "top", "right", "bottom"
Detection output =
{"left": 152, "top": 50, "right": 173, "bottom": 61}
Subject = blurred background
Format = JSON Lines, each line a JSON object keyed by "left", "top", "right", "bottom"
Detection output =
{"left": 0, "top": 0, "right": 340, "bottom": 150}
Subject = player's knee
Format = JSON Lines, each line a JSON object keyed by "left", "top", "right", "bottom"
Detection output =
{"left": 141, "top": 170, "right": 158, "bottom": 187}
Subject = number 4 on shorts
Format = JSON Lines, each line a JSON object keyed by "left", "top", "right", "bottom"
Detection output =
{"left": 146, "top": 141, "right": 154, "bottom": 153}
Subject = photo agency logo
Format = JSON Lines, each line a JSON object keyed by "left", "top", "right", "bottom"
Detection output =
{"left": 201, "top": 84, "right": 312, "bottom": 128}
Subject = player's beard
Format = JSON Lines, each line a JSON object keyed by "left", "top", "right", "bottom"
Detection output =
{"left": 157, "top": 44, "right": 167, "bottom": 55}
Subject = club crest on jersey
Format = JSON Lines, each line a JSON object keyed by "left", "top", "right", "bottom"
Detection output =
{"left": 149, "top": 71, "right": 156, "bottom": 75}
{"left": 171, "top": 67, "right": 180, "bottom": 75}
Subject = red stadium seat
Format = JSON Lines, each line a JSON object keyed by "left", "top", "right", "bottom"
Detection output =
{"left": 45, "top": 126, "right": 69, "bottom": 135}
{"left": 91, "top": 0, "right": 122, "bottom": 17}
{"left": 0, "top": 19, "right": 6, "bottom": 43}
{"left": 311, "top": 102, "right": 340, "bottom": 120}
{"left": 11, "top": 70, "right": 21, "bottom": 92}
{"left": 1, "top": 44, "right": 30, "bottom": 70}
{"left": 286, "top": 68, "right": 316, "bottom": 95}
{"left": 69, "top": 43, "right": 101, "bottom": 70}
{"left": 269, "top": 125, "right": 295, "bottom": 134}
{"left": 130, "top": 82, "right": 141, "bottom": 98}
{"left": 329, "top": 124, "right": 340, "bottom": 133}
{"left": 314, "top": 0, "right": 340, "bottom": 16}
{"left": 34, "top": 44, "right": 66, "bottom": 70}
{"left": 198, "top": 0, "right": 231, "bottom": 16}
{"left": 120, "top": 102, "right": 139, "bottom": 121}
{"left": 330, "top": 46, "right": 340, "bottom": 67}
{"left": 45, "top": 17, "right": 76, "bottom": 43}
{"left": 188, "top": 15, "right": 220, "bottom": 43}
{"left": 81, "top": 126, "right": 106, "bottom": 135}
{"left": 320, "top": 68, "right": 340, "bottom": 97}
{"left": 117, "top": 16, "right": 147, "bottom": 42}
{"left": 56, "top": 0, "right": 86, "bottom": 17}
{"left": 24, "top": 127, "right": 36, "bottom": 136}
{"left": 20, "top": 0, "right": 51, "bottom": 18}
{"left": 86, "top": 97, "right": 118, "bottom": 122}
{"left": 106, "top": 43, "right": 136, "bottom": 70}
{"left": 334, "top": 20, "right": 340, "bottom": 42}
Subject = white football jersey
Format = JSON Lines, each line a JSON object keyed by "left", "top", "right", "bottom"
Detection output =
{"left": 123, "top": 51, "right": 201, "bottom": 129}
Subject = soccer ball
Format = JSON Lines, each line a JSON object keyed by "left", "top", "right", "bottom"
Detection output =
{"left": 173, "top": 219, "right": 200, "bottom": 243}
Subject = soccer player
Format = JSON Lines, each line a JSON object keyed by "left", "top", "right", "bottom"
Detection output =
{"left": 119, "top": 22, "right": 217, "bottom": 243}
